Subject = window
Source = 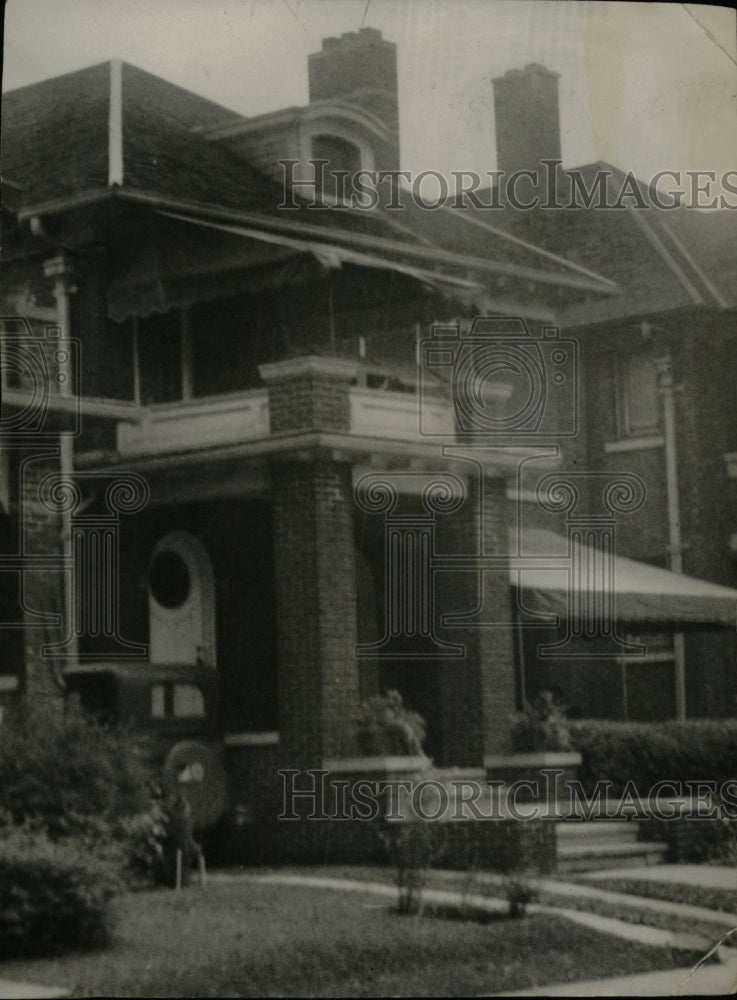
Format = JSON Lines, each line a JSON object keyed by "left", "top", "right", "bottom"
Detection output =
{"left": 616, "top": 353, "right": 660, "bottom": 438}
{"left": 190, "top": 297, "right": 259, "bottom": 397}
{"left": 150, "top": 682, "right": 206, "bottom": 719}
{"left": 136, "top": 310, "right": 183, "bottom": 404}
{"left": 620, "top": 632, "right": 676, "bottom": 721}
{"left": 311, "top": 135, "right": 361, "bottom": 202}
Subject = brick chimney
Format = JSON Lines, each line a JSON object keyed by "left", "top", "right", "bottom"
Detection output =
{"left": 492, "top": 64, "right": 561, "bottom": 206}
{"left": 308, "top": 28, "right": 399, "bottom": 132}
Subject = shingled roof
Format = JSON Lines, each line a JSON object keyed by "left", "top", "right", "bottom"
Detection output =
{"left": 1, "top": 59, "right": 617, "bottom": 306}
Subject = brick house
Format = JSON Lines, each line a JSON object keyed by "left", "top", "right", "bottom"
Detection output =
{"left": 1, "top": 30, "right": 736, "bottom": 856}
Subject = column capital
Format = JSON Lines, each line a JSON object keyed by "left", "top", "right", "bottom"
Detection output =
{"left": 259, "top": 355, "right": 358, "bottom": 384}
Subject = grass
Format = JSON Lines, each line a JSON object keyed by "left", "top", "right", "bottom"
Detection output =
{"left": 0, "top": 876, "right": 699, "bottom": 997}
{"left": 572, "top": 877, "right": 737, "bottom": 915}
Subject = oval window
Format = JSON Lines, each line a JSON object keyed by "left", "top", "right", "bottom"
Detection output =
{"left": 149, "top": 550, "right": 191, "bottom": 609}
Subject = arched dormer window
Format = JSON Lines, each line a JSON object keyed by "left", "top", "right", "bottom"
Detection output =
{"left": 311, "top": 134, "right": 361, "bottom": 202}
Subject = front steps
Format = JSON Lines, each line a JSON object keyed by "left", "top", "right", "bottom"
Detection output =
{"left": 556, "top": 819, "right": 668, "bottom": 874}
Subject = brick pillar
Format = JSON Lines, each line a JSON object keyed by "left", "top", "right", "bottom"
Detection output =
{"left": 19, "top": 450, "right": 67, "bottom": 707}
{"left": 259, "top": 355, "right": 357, "bottom": 435}
{"left": 435, "top": 485, "right": 485, "bottom": 767}
{"left": 436, "top": 473, "right": 517, "bottom": 763}
{"left": 271, "top": 457, "right": 360, "bottom": 764}
{"left": 475, "top": 475, "right": 517, "bottom": 755}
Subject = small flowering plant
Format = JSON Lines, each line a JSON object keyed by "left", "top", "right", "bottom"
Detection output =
{"left": 510, "top": 690, "right": 573, "bottom": 753}
{"left": 356, "top": 689, "right": 426, "bottom": 757}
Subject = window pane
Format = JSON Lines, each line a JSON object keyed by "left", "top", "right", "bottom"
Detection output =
{"left": 618, "top": 354, "right": 659, "bottom": 436}
{"left": 173, "top": 683, "right": 205, "bottom": 718}
{"left": 151, "top": 683, "right": 165, "bottom": 718}
{"left": 311, "top": 135, "right": 361, "bottom": 201}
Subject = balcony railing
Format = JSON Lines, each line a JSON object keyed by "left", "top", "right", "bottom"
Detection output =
{"left": 349, "top": 386, "right": 454, "bottom": 440}
{"left": 116, "top": 389, "right": 270, "bottom": 457}
{"left": 101, "top": 384, "right": 454, "bottom": 459}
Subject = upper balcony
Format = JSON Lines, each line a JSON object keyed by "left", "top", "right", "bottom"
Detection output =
{"left": 113, "top": 360, "right": 455, "bottom": 459}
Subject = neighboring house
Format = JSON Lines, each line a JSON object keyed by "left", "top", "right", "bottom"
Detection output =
{"left": 1, "top": 29, "right": 735, "bottom": 823}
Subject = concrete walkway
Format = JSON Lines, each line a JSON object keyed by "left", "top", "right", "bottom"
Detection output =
{"left": 581, "top": 863, "right": 737, "bottom": 890}
{"left": 0, "top": 982, "right": 69, "bottom": 999}
{"left": 486, "top": 954, "right": 737, "bottom": 996}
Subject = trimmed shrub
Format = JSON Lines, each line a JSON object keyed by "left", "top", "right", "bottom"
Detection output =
{"left": 569, "top": 718, "right": 737, "bottom": 795}
{"left": 0, "top": 827, "right": 120, "bottom": 958}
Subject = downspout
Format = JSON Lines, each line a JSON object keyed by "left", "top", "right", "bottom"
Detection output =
{"left": 43, "top": 254, "right": 79, "bottom": 669}
{"left": 655, "top": 352, "right": 686, "bottom": 719}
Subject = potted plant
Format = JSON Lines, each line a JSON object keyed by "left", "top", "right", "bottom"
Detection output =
{"left": 355, "top": 689, "right": 427, "bottom": 758}
{"left": 485, "top": 691, "right": 582, "bottom": 804}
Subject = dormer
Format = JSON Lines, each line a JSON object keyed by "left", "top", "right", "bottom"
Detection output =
{"left": 207, "top": 28, "right": 400, "bottom": 201}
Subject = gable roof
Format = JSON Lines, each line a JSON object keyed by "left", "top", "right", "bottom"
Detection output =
{"left": 483, "top": 163, "right": 737, "bottom": 326}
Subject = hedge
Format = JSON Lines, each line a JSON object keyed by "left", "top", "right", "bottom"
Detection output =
{"left": 569, "top": 718, "right": 737, "bottom": 795}
{"left": 0, "top": 829, "right": 120, "bottom": 958}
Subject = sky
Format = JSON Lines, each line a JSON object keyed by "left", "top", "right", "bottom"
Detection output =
{"left": 3, "top": 0, "right": 736, "bottom": 186}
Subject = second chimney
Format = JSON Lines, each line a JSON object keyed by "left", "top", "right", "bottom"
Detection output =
{"left": 493, "top": 63, "right": 561, "bottom": 194}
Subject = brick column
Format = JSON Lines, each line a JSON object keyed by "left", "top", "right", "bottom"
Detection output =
{"left": 436, "top": 473, "right": 517, "bottom": 762}
{"left": 261, "top": 355, "right": 361, "bottom": 765}
{"left": 474, "top": 475, "right": 517, "bottom": 755}
{"left": 19, "top": 450, "right": 67, "bottom": 707}
{"left": 435, "top": 486, "right": 485, "bottom": 767}
{"left": 271, "top": 457, "right": 360, "bottom": 764}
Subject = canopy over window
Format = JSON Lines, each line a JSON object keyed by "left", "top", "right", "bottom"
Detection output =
{"left": 509, "top": 528, "right": 737, "bottom": 628}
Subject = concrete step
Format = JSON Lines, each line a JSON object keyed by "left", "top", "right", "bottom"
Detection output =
{"left": 557, "top": 841, "right": 668, "bottom": 874}
{"left": 556, "top": 820, "right": 640, "bottom": 841}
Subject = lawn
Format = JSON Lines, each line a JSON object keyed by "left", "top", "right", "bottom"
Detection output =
{"left": 1, "top": 876, "right": 701, "bottom": 997}
{"left": 572, "top": 876, "right": 737, "bottom": 915}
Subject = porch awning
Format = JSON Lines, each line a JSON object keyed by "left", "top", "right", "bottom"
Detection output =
{"left": 509, "top": 528, "right": 737, "bottom": 628}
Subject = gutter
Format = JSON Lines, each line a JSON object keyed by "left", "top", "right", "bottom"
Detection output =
{"left": 17, "top": 187, "right": 620, "bottom": 298}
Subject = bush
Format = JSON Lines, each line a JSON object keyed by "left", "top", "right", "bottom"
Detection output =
{"left": 568, "top": 718, "right": 737, "bottom": 795}
{"left": 0, "top": 699, "right": 155, "bottom": 836}
{"left": 117, "top": 798, "right": 171, "bottom": 887}
{"left": 356, "top": 690, "right": 427, "bottom": 757}
{"left": 380, "top": 821, "right": 446, "bottom": 915}
{"left": 0, "top": 827, "right": 120, "bottom": 958}
{"left": 503, "top": 876, "right": 538, "bottom": 918}
{"left": 0, "top": 700, "right": 167, "bottom": 886}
